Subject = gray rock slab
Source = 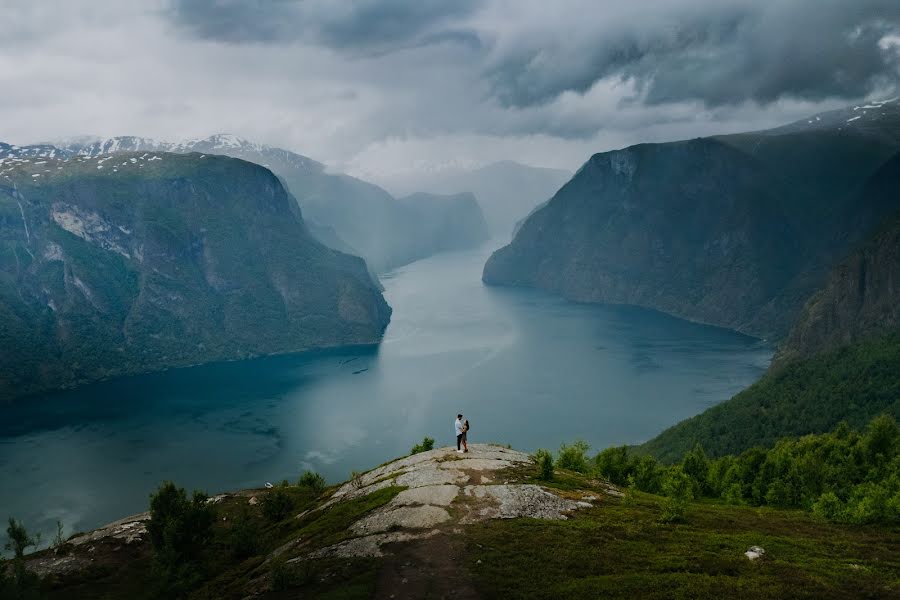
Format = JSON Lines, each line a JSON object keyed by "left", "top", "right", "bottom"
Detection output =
{"left": 391, "top": 485, "right": 460, "bottom": 507}
{"left": 351, "top": 505, "right": 451, "bottom": 535}
{"left": 396, "top": 466, "right": 467, "bottom": 488}
{"left": 462, "top": 484, "right": 581, "bottom": 521}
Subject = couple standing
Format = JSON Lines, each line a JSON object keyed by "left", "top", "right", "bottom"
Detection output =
{"left": 454, "top": 414, "right": 470, "bottom": 453}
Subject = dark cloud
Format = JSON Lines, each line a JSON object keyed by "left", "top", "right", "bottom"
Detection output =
{"left": 484, "top": 1, "right": 900, "bottom": 108}
{"left": 168, "top": 0, "right": 481, "bottom": 52}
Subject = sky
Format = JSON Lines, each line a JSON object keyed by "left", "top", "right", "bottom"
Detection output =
{"left": 2, "top": 0, "right": 899, "bottom": 186}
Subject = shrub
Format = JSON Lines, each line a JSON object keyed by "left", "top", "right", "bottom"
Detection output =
{"left": 594, "top": 446, "right": 632, "bottom": 485}
{"left": 812, "top": 492, "right": 844, "bottom": 522}
{"left": 533, "top": 449, "right": 554, "bottom": 481}
{"left": 659, "top": 466, "right": 694, "bottom": 523}
{"left": 298, "top": 471, "right": 327, "bottom": 492}
{"left": 261, "top": 487, "right": 295, "bottom": 523}
{"left": 228, "top": 506, "right": 259, "bottom": 559}
{"left": 147, "top": 482, "right": 216, "bottom": 595}
{"left": 350, "top": 471, "right": 364, "bottom": 490}
{"left": 681, "top": 444, "right": 710, "bottom": 496}
{"left": 4, "top": 518, "right": 36, "bottom": 559}
{"left": 52, "top": 520, "right": 66, "bottom": 549}
{"left": 411, "top": 437, "right": 435, "bottom": 455}
{"left": 630, "top": 455, "right": 664, "bottom": 494}
{"left": 557, "top": 440, "right": 590, "bottom": 473}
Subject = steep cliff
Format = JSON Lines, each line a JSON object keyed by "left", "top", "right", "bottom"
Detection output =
{"left": 483, "top": 100, "right": 900, "bottom": 340}
{"left": 642, "top": 155, "right": 900, "bottom": 460}
{"left": 58, "top": 135, "right": 491, "bottom": 273}
{"left": 0, "top": 151, "right": 391, "bottom": 401}
{"left": 775, "top": 227, "right": 900, "bottom": 367}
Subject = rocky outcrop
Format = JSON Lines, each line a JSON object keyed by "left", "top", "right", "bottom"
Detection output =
{"left": 483, "top": 101, "right": 900, "bottom": 340}
{"left": 0, "top": 151, "right": 391, "bottom": 401}
{"left": 298, "top": 444, "right": 594, "bottom": 559}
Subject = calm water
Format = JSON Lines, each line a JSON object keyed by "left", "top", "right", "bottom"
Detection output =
{"left": 0, "top": 242, "right": 770, "bottom": 542}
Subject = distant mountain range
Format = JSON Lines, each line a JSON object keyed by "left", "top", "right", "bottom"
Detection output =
{"left": 50, "top": 135, "right": 491, "bottom": 273}
{"left": 0, "top": 150, "right": 391, "bottom": 401}
{"left": 383, "top": 161, "right": 572, "bottom": 238}
{"left": 484, "top": 98, "right": 900, "bottom": 341}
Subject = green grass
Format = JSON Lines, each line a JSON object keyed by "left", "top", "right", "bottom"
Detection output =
{"left": 464, "top": 489, "right": 900, "bottom": 599}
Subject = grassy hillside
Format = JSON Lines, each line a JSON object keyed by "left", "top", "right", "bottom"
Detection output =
{"left": 642, "top": 333, "right": 900, "bottom": 462}
{"left": 6, "top": 426, "right": 898, "bottom": 600}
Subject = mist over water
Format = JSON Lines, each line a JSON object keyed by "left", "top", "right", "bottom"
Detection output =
{"left": 0, "top": 241, "right": 770, "bottom": 542}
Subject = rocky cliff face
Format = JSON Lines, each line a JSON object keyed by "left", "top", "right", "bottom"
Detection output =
{"left": 773, "top": 155, "right": 900, "bottom": 366}
{"left": 484, "top": 101, "right": 900, "bottom": 340}
{"left": 0, "top": 151, "right": 391, "bottom": 401}
{"left": 57, "top": 135, "right": 491, "bottom": 273}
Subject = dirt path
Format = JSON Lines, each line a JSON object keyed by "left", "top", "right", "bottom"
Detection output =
{"left": 374, "top": 533, "right": 479, "bottom": 600}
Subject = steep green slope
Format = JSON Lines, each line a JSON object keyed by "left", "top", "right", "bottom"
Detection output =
{"left": 643, "top": 158, "right": 900, "bottom": 461}
{"left": 484, "top": 101, "right": 900, "bottom": 340}
{"left": 0, "top": 151, "right": 391, "bottom": 401}
{"left": 640, "top": 333, "right": 900, "bottom": 462}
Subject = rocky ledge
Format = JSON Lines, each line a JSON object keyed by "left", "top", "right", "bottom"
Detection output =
{"left": 300, "top": 444, "right": 595, "bottom": 560}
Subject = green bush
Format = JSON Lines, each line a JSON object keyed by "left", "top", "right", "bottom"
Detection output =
{"left": 261, "top": 487, "right": 295, "bottom": 523}
{"left": 659, "top": 466, "right": 694, "bottom": 523}
{"left": 812, "top": 492, "right": 844, "bottom": 522}
{"left": 298, "top": 471, "right": 327, "bottom": 492}
{"left": 640, "top": 415, "right": 900, "bottom": 524}
{"left": 630, "top": 455, "right": 664, "bottom": 494}
{"left": 147, "top": 481, "right": 216, "bottom": 595}
{"left": 594, "top": 446, "right": 633, "bottom": 485}
{"left": 533, "top": 449, "right": 554, "bottom": 481}
{"left": 557, "top": 440, "right": 590, "bottom": 473}
{"left": 228, "top": 506, "right": 259, "bottom": 559}
{"left": 411, "top": 436, "right": 435, "bottom": 455}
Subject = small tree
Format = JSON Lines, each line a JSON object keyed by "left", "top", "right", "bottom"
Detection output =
{"left": 228, "top": 506, "right": 259, "bottom": 559}
{"left": 4, "top": 518, "right": 36, "bottom": 559}
{"left": 533, "top": 449, "right": 554, "bottom": 481}
{"left": 681, "top": 444, "right": 710, "bottom": 496}
{"left": 557, "top": 440, "right": 590, "bottom": 473}
{"left": 659, "top": 466, "right": 694, "bottom": 523}
{"left": 410, "top": 437, "right": 435, "bottom": 455}
{"left": 261, "top": 487, "right": 295, "bottom": 523}
{"left": 594, "top": 446, "right": 633, "bottom": 485}
{"left": 147, "top": 481, "right": 216, "bottom": 594}
{"left": 298, "top": 471, "right": 327, "bottom": 492}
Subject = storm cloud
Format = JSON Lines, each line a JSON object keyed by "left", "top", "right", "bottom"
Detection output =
{"left": 169, "top": 0, "right": 482, "bottom": 53}
{"left": 168, "top": 0, "right": 900, "bottom": 109}
{"left": 1, "top": 1, "right": 899, "bottom": 186}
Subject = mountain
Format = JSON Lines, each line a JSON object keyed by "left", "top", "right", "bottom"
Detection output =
{"left": 641, "top": 167, "right": 900, "bottom": 461}
{"left": 0, "top": 150, "right": 391, "bottom": 401}
{"left": 395, "top": 192, "right": 490, "bottom": 257}
{"left": 773, "top": 159, "right": 900, "bottom": 367}
{"left": 384, "top": 161, "right": 572, "bottom": 237}
{"left": 57, "top": 135, "right": 491, "bottom": 272}
{"left": 483, "top": 100, "right": 900, "bottom": 340}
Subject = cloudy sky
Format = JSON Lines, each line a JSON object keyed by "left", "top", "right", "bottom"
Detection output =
{"left": 2, "top": 1, "right": 899, "bottom": 186}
